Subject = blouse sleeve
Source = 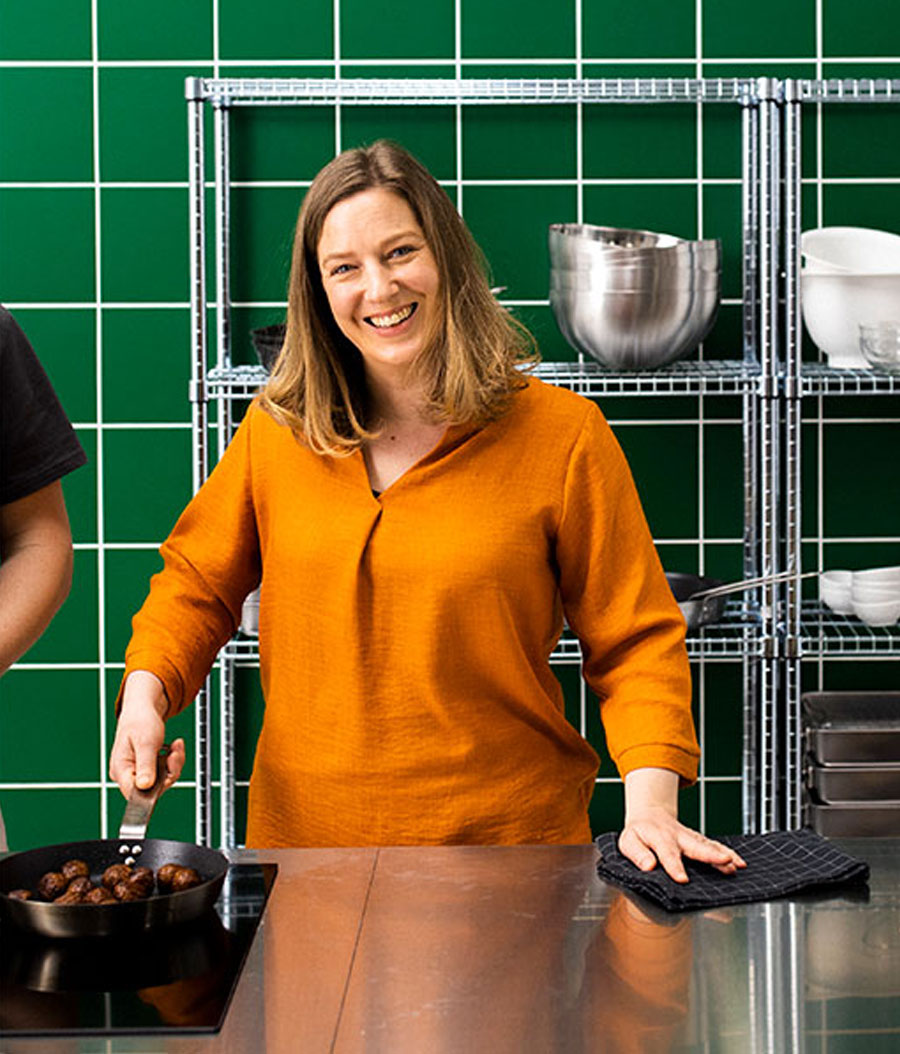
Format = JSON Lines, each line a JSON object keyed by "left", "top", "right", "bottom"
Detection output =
{"left": 122, "top": 406, "right": 262, "bottom": 716}
{"left": 554, "top": 402, "right": 699, "bottom": 783}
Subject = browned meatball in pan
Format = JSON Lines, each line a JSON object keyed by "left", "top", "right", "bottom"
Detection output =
{"left": 85, "top": 886, "right": 117, "bottom": 905}
{"left": 55, "top": 887, "right": 86, "bottom": 904}
{"left": 7, "top": 889, "right": 32, "bottom": 901}
{"left": 102, "top": 864, "right": 132, "bottom": 890}
{"left": 61, "top": 859, "right": 90, "bottom": 882}
{"left": 170, "top": 867, "right": 202, "bottom": 892}
{"left": 130, "top": 866, "right": 154, "bottom": 896}
{"left": 66, "top": 876, "right": 93, "bottom": 898}
{"left": 112, "top": 880, "right": 144, "bottom": 902}
{"left": 37, "top": 871, "right": 68, "bottom": 901}
{"left": 155, "top": 863, "right": 181, "bottom": 891}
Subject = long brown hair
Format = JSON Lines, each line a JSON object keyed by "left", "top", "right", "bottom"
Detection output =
{"left": 258, "top": 140, "right": 537, "bottom": 455}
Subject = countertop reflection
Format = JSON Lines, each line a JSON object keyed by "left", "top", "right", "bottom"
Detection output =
{"left": 2, "top": 839, "right": 899, "bottom": 1053}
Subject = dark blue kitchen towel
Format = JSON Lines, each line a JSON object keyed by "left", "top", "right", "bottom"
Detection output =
{"left": 594, "top": 829, "right": 869, "bottom": 912}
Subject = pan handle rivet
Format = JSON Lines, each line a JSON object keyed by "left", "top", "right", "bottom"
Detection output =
{"left": 119, "top": 845, "right": 130, "bottom": 857}
{"left": 131, "top": 845, "right": 142, "bottom": 856}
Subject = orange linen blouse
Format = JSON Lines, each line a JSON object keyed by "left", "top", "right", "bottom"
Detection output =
{"left": 123, "top": 377, "right": 698, "bottom": 847}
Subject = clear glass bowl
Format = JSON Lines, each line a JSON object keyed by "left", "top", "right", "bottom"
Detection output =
{"left": 859, "top": 321, "right": 900, "bottom": 373}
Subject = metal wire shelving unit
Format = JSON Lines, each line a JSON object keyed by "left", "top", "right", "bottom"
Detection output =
{"left": 781, "top": 78, "right": 900, "bottom": 830}
{"left": 188, "top": 76, "right": 778, "bottom": 848}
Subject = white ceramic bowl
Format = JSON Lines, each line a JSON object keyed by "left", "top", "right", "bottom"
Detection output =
{"left": 801, "top": 273, "right": 900, "bottom": 367}
{"left": 820, "top": 570, "right": 854, "bottom": 614}
{"left": 853, "top": 566, "right": 900, "bottom": 586}
{"left": 801, "top": 226, "right": 900, "bottom": 273}
{"left": 852, "top": 596, "right": 900, "bottom": 627}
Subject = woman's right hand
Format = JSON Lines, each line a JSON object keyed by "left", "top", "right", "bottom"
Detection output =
{"left": 109, "top": 670, "right": 185, "bottom": 798}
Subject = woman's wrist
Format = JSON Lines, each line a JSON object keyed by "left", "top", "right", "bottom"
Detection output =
{"left": 121, "top": 669, "right": 170, "bottom": 721}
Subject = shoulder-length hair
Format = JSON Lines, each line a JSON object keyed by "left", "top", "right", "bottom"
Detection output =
{"left": 258, "top": 139, "right": 538, "bottom": 456}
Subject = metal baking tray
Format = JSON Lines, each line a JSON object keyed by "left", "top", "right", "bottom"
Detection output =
{"left": 806, "top": 800, "right": 900, "bottom": 838}
{"left": 802, "top": 692, "right": 900, "bottom": 764}
{"left": 808, "top": 761, "right": 900, "bottom": 803}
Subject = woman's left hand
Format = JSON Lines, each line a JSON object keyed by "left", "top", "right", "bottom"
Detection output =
{"left": 620, "top": 768, "right": 747, "bottom": 884}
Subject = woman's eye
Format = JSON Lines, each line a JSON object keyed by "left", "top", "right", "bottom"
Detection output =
{"left": 330, "top": 263, "right": 353, "bottom": 276}
{"left": 389, "top": 245, "right": 415, "bottom": 259}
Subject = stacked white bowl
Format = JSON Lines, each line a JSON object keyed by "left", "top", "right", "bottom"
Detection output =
{"left": 801, "top": 227, "right": 900, "bottom": 368}
{"left": 820, "top": 567, "right": 900, "bottom": 626}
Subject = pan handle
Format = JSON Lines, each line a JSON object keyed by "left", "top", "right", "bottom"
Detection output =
{"left": 689, "top": 570, "right": 819, "bottom": 601}
{"left": 118, "top": 744, "right": 171, "bottom": 843}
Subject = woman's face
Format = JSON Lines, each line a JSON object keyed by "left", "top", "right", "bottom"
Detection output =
{"left": 317, "top": 187, "right": 441, "bottom": 387}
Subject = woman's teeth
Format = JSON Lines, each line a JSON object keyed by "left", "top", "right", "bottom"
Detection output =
{"left": 367, "top": 304, "right": 415, "bottom": 328}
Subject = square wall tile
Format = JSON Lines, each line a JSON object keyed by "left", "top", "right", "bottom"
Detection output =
{"left": 583, "top": 182, "right": 698, "bottom": 241}
{"left": 230, "top": 187, "right": 303, "bottom": 303}
{"left": 702, "top": 303, "right": 745, "bottom": 362}
{"left": 9, "top": 308, "right": 96, "bottom": 423}
{"left": 823, "top": 0, "right": 900, "bottom": 56}
{"left": 699, "top": 665, "right": 744, "bottom": 777}
{"left": 0, "top": 0, "right": 91, "bottom": 59}
{"left": 0, "top": 189, "right": 95, "bottom": 302}
{"left": 102, "top": 427, "right": 192, "bottom": 542}
{"left": 517, "top": 304, "right": 577, "bottom": 361}
{"left": 98, "top": 0, "right": 212, "bottom": 59}
{"left": 102, "top": 309, "right": 191, "bottom": 423}
{"left": 235, "top": 668, "right": 265, "bottom": 782}
{"left": 106, "top": 785, "right": 197, "bottom": 842}
{"left": 99, "top": 67, "right": 205, "bottom": 182}
{"left": 583, "top": 0, "right": 695, "bottom": 59}
{"left": 822, "top": 423, "right": 900, "bottom": 538}
{"left": 341, "top": 107, "right": 457, "bottom": 182}
{"left": 702, "top": 423, "right": 745, "bottom": 539}
{"left": 612, "top": 423, "right": 699, "bottom": 540}
{"left": 230, "top": 105, "right": 336, "bottom": 183}
{"left": 0, "top": 69, "right": 93, "bottom": 182}
{"left": 822, "top": 105, "right": 900, "bottom": 179}
{"left": 2, "top": 788, "right": 102, "bottom": 850}
{"left": 462, "top": 0, "right": 575, "bottom": 58}
{"left": 583, "top": 104, "right": 696, "bottom": 179}
{"left": 100, "top": 188, "right": 189, "bottom": 303}
{"left": 341, "top": 0, "right": 454, "bottom": 59}
{"left": 463, "top": 184, "right": 577, "bottom": 300}
{"left": 13, "top": 548, "right": 98, "bottom": 664}
{"left": 588, "top": 782, "right": 624, "bottom": 835}
{"left": 704, "top": 0, "right": 816, "bottom": 58}
{"left": 463, "top": 105, "right": 576, "bottom": 180}
{"left": 822, "top": 184, "right": 900, "bottom": 237}
{"left": 703, "top": 781, "right": 741, "bottom": 836}
{"left": 701, "top": 184, "right": 744, "bottom": 300}
{"left": 219, "top": 0, "right": 333, "bottom": 59}
{"left": 62, "top": 428, "right": 97, "bottom": 543}
{"left": 104, "top": 548, "right": 164, "bottom": 662}
{"left": 0, "top": 668, "right": 101, "bottom": 781}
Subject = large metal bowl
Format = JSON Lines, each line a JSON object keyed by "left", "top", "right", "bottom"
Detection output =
{"left": 549, "top": 224, "right": 721, "bottom": 270}
{"left": 550, "top": 269, "right": 721, "bottom": 370}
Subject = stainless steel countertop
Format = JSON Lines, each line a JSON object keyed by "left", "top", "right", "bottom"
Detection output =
{"left": 3, "top": 840, "right": 900, "bottom": 1053}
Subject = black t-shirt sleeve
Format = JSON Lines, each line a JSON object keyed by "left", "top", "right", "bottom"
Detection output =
{"left": 0, "top": 306, "right": 88, "bottom": 506}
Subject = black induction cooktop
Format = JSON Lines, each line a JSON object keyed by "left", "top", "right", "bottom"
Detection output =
{"left": 0, "top": 863, "right": 276, "bottom": 1037}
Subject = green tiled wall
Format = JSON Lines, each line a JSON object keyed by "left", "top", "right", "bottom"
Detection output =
{"left": 2, "top": 0, "right": 899, "bottom": 850}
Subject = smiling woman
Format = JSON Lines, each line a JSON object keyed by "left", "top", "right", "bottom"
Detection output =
{"left": 109, "top": 140, "right": 744, "bottom": 883}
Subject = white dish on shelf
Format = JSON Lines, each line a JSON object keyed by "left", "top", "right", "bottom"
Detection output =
{"left": 819, "top": 570, "right": 854, "bottom": 614}
{"left": 801, "top": 272, "right": 900, "bottom": 368}
{"left": 852, "top": 596, "right": 900, "bottom": 627}
{"left": 801, "top": 226, "right": 900, "bottom": 273}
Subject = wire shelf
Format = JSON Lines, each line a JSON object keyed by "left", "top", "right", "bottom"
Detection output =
{"left": 222, "top": 604, "right": 760, "bottom": 667}
{"left": 534, "top": 359, "right": 759, "bottom": 395}
{"left": 799, "top": 601, "right": 900, "bottom": 657}
{"left": 794, "top": 79, "right": 900, "bottom": 103}
{"left": 206, "top": 360, "right": 761, "bottom": 400}
{"left": 191, "top": 77, "right": 755, "bottom": 108}
{"left": 799, "top": 363, "right": 900, "bottom": 396}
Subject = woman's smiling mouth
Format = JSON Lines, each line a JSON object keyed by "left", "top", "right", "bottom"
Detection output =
{"left": 365, "top": 303, "right": 417, "bottom": 330}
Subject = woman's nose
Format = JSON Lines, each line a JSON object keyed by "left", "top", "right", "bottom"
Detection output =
{"left": 362, "top": 262, "right": 397, "bottom": 301}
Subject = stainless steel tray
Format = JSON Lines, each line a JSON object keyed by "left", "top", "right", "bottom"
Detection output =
{"left": 806, "top": 801, "right": 900, "bottom": 837}
{"left": 802, "top": 692, "right": 900, "bottom": 764}
{"left": 808, "top": 762, "right": 900, "bottom": 803}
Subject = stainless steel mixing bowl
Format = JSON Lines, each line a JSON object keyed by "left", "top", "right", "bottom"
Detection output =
{"left": 549, "top": 224, "right": 721, "bottom": 270}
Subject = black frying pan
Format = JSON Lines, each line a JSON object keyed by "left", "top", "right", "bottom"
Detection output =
{"left": 0, "top": 837, "right": 229, "bottom": 939}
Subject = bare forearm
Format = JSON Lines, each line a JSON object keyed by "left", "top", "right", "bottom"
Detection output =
{"left": 623, "top": 767, "right": 680, "bottom": 822}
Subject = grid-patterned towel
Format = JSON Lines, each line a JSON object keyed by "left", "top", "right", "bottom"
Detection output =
{"left": 594, "top": 829, "right": 869, "bottom": 912}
